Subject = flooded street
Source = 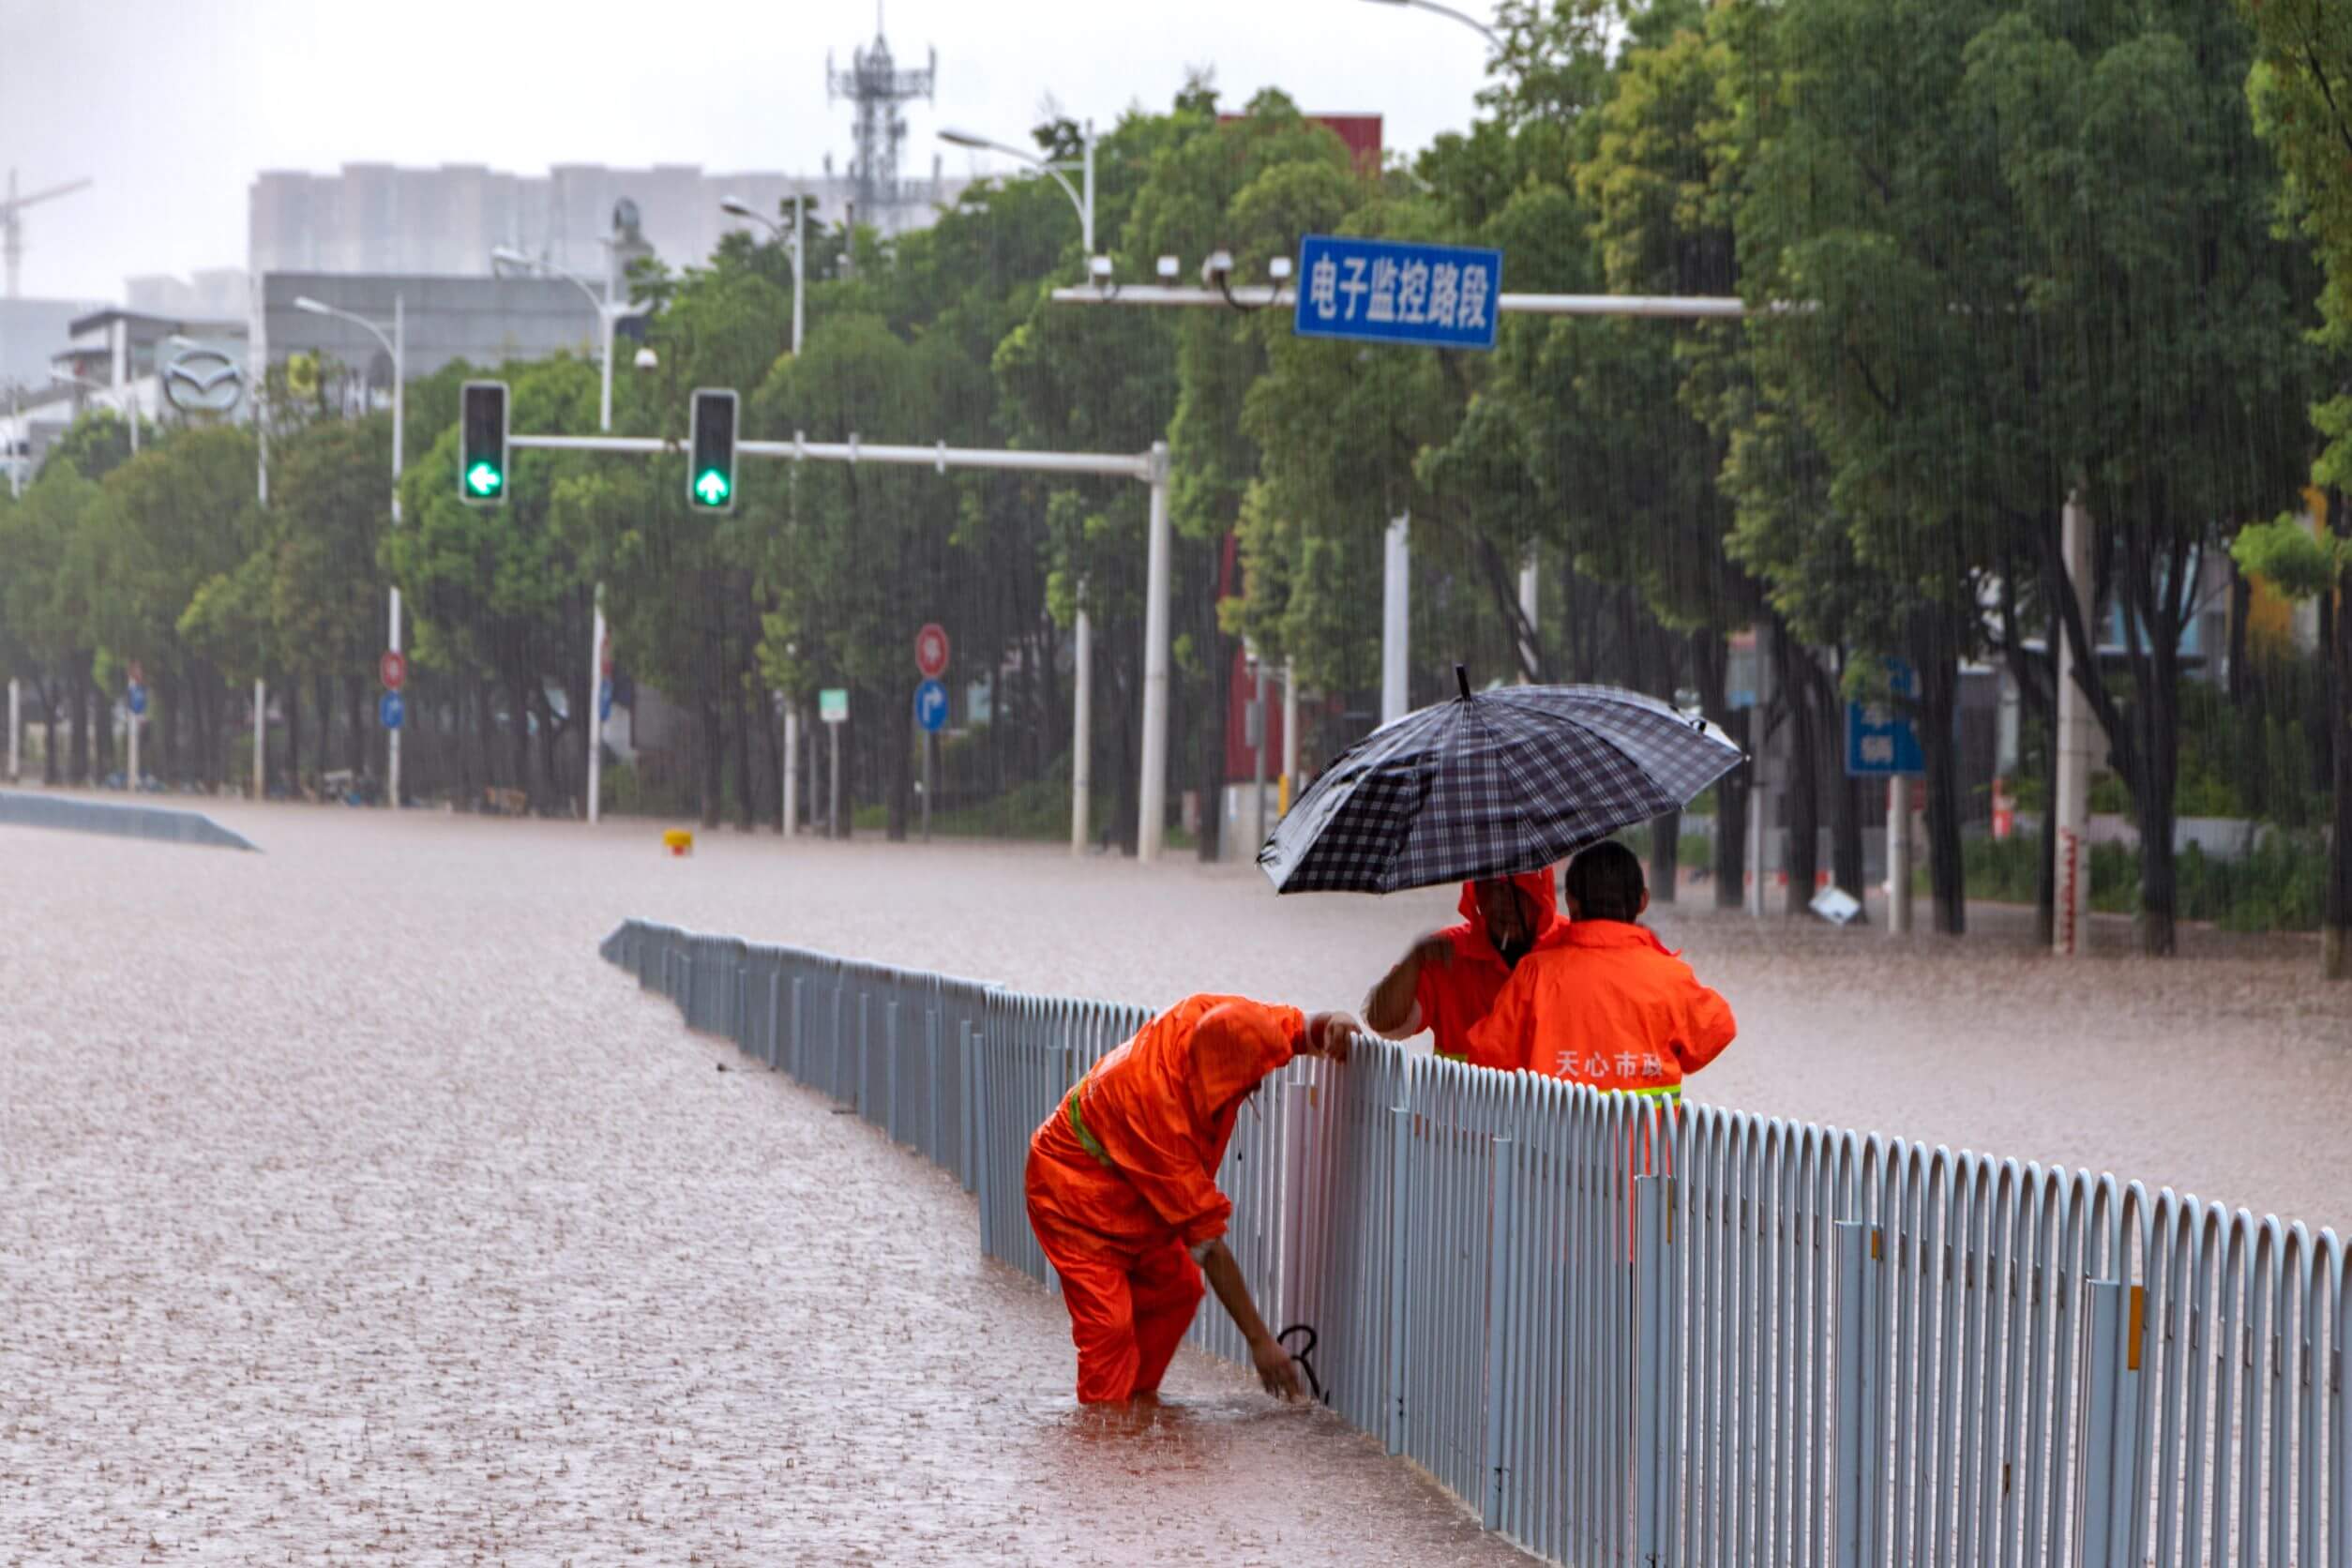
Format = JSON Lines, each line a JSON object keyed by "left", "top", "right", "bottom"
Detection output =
{"left": 6, "top": 803, "right": 2350, "bottom": 1562}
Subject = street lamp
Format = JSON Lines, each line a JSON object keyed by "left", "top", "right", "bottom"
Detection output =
{"left": 293, "top": 294, "right": 408, "bottom": 807}
{"left": 1358, "top": 0, "right": 1502, "bottom": 49}
{"left": 720, "top": 195, "right": 807, "bottom": 357}
{"left": 938, "top": 117, "right": 1106, "bottom": 852}
{"left": 939, "top": 120, "right": 1096, "bottom": 261}
{"left": 489, "top": 244, "right": 649, "bottom": 435}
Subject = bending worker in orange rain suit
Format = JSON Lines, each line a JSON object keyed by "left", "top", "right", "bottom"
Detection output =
{"left": 1466, "top": 841, "right": 1737, "bottom": 1098}
{"left": 1363, "top": 867, "right": 1567, "bottom": 1060}
{"left": 1025, "top": 995, "right": 1357, "bottom": 1405}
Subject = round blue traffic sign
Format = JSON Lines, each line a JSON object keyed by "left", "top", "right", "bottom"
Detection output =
{"left": 379, "top": 691, "right": 405, "bottom": 731}
{"left": 127, "top": 683, "right": 148, "bottom": 716}
{"left": 913, "top": 678, "right": 949, "bottom": 733}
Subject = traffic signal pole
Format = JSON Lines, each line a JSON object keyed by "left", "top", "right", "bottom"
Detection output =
{"left": 501, "top": 426, "right": 1174, "bottom": 859}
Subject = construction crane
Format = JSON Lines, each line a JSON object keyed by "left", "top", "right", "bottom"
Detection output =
{"left": 3, "top": 169, "right": 94, "bottom": 299}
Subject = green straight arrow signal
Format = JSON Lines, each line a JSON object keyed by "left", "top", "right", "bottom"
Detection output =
{"left": 466, "top": 460, "right": 504, "bottom": 496}
{"left": 694, "top": 468, "right": 731, "bottom": 505}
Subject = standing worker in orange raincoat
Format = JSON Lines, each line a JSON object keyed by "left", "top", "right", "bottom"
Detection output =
{"left": 1362, "top": 868, "right": 1567, "bottom": 1060}
{"left": 1467, "top": 841, "right": 1736, "bottom": 1098}
{"left": 1025, "top": 995, "right": 1358, "bottom": 1406}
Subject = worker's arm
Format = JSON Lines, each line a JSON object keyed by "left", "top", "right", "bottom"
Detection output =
{"left": 1673, "top": 972, "right": 1739, "bottom": 1076}
{"left": 1364, "top": 934, "right": 1451, "bottom": 1039}
{"left": 1192, "top": 1237, "right": 1303, "bottom": 1400}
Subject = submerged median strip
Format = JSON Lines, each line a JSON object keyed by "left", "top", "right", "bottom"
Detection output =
{"left": 0, "top": 790, "right": 259, "bottom": 852}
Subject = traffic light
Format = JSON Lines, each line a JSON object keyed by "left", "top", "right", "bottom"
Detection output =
{"left": 459, "top": 381, "right": 509, "bottom": 505}
{"left": 688, "top": 388, "right": 738, "bottom": 514}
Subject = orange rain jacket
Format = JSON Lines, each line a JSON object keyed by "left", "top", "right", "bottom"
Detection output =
{"left": 1413, "top": 867, "right": 1568, "bottom": 1061}
{"left": 1025, "top": 996, "right": 1306, "bottom": 1402}
{"left": 1464, "top": 919, "right": 1736, "bottom": 1093}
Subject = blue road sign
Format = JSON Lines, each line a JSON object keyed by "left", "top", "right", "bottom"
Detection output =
{"left": 1293, "top": 234, "right": 1503, "bottom": 353}
{"left": 379, "top": 691, "right": 405, "bottom": 731}
{"left": 127, "top": 683, "right": 147, "bottom": 717}
{"left": 597, "top": 678, "right": 614, "bottom": 723}
{"left": 913, "top": 678, "right": 949, "bottom": 733}
{"left": 1845, "top": 658, "right": 1923, "bottom": 776}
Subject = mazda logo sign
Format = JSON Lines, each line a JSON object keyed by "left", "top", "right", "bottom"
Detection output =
{"left": 163, "top": 346, "right": 244, "bottom": 414}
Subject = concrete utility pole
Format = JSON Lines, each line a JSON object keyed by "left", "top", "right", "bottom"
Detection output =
{"left": 1886, "top": 776, "right": 1913, "bottom": 936}
{"left": 2053, "top": 492, "right": 2097, "bottom": 957}
{"left": 1382, "top": 514, "right": 1411, "bottom": 723}
{"left": 1071, "top": 591, "right": 1093, "bottom": 854}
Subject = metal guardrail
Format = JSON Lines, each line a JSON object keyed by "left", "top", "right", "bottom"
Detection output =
{"left": 601, "top": 918, "right": 2347, "bottom": 1566}
{"left": 0, "top": 788, "right": 259, "bottom": 851}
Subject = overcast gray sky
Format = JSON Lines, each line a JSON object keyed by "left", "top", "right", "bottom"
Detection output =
{"left": 0, "top": 0, "right": 1497, "bottom": 301}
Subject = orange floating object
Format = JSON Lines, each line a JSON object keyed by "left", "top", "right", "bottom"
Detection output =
{"left": 662, "top": 829, "right": 694, "bottom": 857}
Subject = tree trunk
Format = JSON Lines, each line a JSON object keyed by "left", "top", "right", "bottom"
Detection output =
{"left": 698, "top": 700, "right": 723, "bottom": 829}
{"left": 1692, "top": 634, "right": 1747, "bottom": 909}
{"left": 2131, "top": 636, "right": 2185, "bottom": 958}
{"left": 39, "top": 676, "right": 59, "bottom": 784}
{"left": 884, "top": 679, "right": 913, "bottom": 841}
{"left": 1914, "top": 632, "right": 1968, "bottom": 936}
{"left": 93, "top": 671, "right": 115, "bottom": 782}
{"left": 1779, "top": 634, "right": 1823, "bottom": 917}
{"left": 282, "top": 677, "right": 301, "bottom": 798}
{"left": 733, "top": 682, "right": 757, "bottom": 833}
{"left": 2326, "top": 564, "right": 2350, "bottom": 977}
{"left": 1113, "top": 659, "right": 1139, "bottom": 856}
{"left": 70, "top": 667, "right": 92, "bottom": 784}
{"left": 473, "top": 675, "right": 497, "bottom": 803}
{"left": 1195, "top": 540, "right": 1229, "bottom": 865}
{"left": 512, "top": 676, "right": 537, "bottom": 814}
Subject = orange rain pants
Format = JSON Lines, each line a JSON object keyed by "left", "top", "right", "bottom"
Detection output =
{"left": 1024, "top": 994, "right": 1304, "bottom": 1404}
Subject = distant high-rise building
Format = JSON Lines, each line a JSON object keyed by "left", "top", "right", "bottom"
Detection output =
{"left": 249, "top": 156, "right": 965, "bottom": 284}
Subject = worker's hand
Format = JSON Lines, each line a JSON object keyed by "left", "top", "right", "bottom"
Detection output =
{"left": 1306, "top": 1011, "right": 1358, "bottom": 1063}
{"left": 1250, "top": 1333, "right": 1304, "bottom": 1401}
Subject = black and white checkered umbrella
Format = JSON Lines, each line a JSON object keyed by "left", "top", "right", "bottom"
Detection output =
{"left": 1258, "top": 674, "right": 1745, "bottom": 895}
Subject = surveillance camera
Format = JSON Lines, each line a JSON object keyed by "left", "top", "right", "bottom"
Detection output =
{"left": 1200, "top": 249, "right": 1235, "bottom": 287}
{"left": 633, "top": 346, "right": 658, "bottom": 370}
{"left": 1269, "top": 256, "right": 1294, "bottom": 282}
{"left": 1155, "top": 255, "right": 1180, "bottom": 281}
{"left": 1089, "top": 254, "right": 1115, "bottom": 280}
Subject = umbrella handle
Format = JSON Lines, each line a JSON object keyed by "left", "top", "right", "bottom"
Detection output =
{"left": 1455, "top": 663, "right": 1471, "bottom": 701}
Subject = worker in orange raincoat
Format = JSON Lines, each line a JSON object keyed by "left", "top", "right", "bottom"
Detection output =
{"left": 1362, "top": 867, "right": 1568, "bottom": 1061}
{"left": 1466, "top": 841, "right": 1736, "bottom": 1098}
{"left": 1025, "top": 995, "right": 1357, "bottom": 1406}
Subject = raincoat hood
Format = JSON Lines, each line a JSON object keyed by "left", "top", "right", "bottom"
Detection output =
{"left": 1455, "top": 867, "right": 1562, "bottom": 964}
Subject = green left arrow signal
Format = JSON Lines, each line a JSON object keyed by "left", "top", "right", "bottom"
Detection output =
{"left": 694, "top": 468, "right": 731, "bottom": 506}
{"left": 466, "top": 460, "right": 505, "bottom": 496}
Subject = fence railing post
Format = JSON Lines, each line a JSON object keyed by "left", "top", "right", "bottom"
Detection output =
{"left": 2079, "top": 1278, "right": 2142, "bottom": 1568}
{"left": 1483, "top": 1135, "right": 1518, "bottom": 1530}
{"left": 1386, "top": 1102, "right": 1412, "bottom": 1457}
{"left": 885, "top": 997, "right": 902, "bottom": 1144}
{"left": 927, "top": 1006, "right": 942, "bottom": 1168}
{"left": 1634, "top": 1171, "right": 1671, "bottom": 1561}
{"left": 959, "top": 1017, "right": 977, "bottom": 1193}
{"left": 1834, "top": 1218, "right": 1881, "bottom": 1568}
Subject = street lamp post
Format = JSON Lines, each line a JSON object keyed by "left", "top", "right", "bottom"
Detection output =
{"left": 294, "top": 294, "right": 405, "bottom": 807}
{"left": 719, "top": 194, "right": 811, "bottom": 835}
{"left": 490, "top": 246, "right": 651, "bottom": 826}
{"left": 1359, "top": 0, "right": 1502, "bottom": 49}
{"left": 939, "top": 119, "right": 1103, "bottom": 852}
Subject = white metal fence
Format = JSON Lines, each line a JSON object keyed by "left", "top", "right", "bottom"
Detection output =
{"left": 602, "top": 918, "right": 2347, "bottom": 1566}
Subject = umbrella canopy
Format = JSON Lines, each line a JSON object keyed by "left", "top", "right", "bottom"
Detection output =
{"left": 1258, "top": 675, "right": 1744, "bottom": 895}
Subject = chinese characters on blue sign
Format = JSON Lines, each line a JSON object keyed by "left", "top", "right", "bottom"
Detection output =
{"left": 1844, "top": 658, "right": 1923, "bottom": 776}
{"left": 1293, "top": 234, "right": 1504, "bottom": 352}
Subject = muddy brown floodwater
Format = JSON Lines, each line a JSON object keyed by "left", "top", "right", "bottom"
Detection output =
{"left": 6, "top": 802, "right": 2350, "bottom": 1564}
